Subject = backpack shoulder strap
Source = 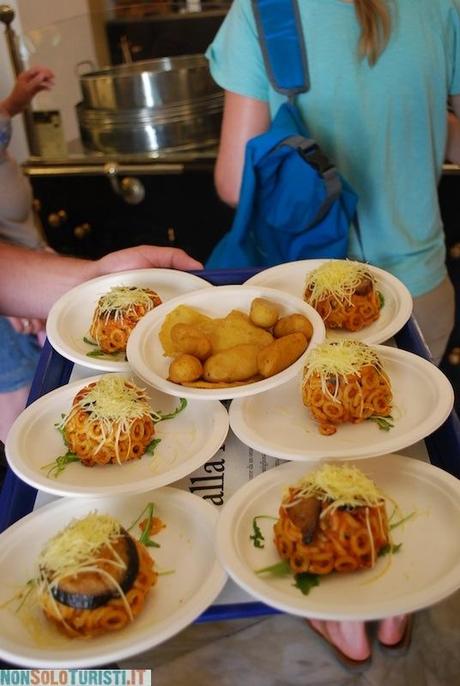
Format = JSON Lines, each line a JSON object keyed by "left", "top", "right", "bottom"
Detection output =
{"left": 251, "top": 0, "right": 310, "bottom": 97}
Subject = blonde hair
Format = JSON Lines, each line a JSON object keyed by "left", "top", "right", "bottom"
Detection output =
{"left": 353, "top": 0, "right": 392, "bottom": 66}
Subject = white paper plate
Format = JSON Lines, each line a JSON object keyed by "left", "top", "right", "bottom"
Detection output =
{"left": 0, "top": 489, "right": 227, "bottom": 667}
{"left": 216, "top": 455, "right": 460, "bottom": 620}
{"left": 126, "top": 285, "right": 326, "bottom": 400}
{"left": 229, "top": 345, "right": 453, "bottom": 461}
{"left": 245, "top": 259, "right": 413, "bottom": 344}
{"left": 46, "top": 269, "right": 211, "bottom": 371}
{"left": 5, "top": 373, "right": 229, "bottom": 497}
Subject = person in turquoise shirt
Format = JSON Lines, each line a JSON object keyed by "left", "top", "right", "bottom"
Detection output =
{"left": 206, "top": 0, "right": 460, "bottom": 365}
{"left": 206, "top": 0, "right": 460, "bottom": 667}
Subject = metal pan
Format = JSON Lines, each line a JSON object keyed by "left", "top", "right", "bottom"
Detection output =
{"left": 79, "top": 54, "right": 219, "bottom": 110}
{"left": 76, "top": 94, "right": 223, "bottom": 153}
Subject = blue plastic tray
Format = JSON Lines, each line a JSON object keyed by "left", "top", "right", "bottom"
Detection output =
{"left": 1, "top": 268, "right": 459, "bottom": 623}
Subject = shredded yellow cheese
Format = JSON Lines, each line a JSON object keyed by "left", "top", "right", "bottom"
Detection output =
{"left": 304, "top": 339, "right": 383, "bottom": 398}
{"left": 94, "top": 286, "right": 158, "bottom": 321}
{"left": 60, "top": 374, "right": 152, "bottom": 439}
{"left": 38, "top": 512, "right": 122, "bottom": 580}
{"left": 304, "top": 260, "right": 376, "bottom": 306}
{"left": 286, "top": 463, "right": 385, "bottom": 515}
{"left": 37, "top": 512, "right": 135, "bottom": 624}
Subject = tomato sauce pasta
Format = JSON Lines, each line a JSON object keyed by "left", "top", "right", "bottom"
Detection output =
{"left": 302, "top": 340, "right": 392, "bottom": 435}
{"left": 37, "top": 513, "right": 157, "bottom": 638}
{"left": 89, "top": 286, "right": 162, "bottom": 354}
{"left": 304, "top": 260, "right": 381, "bottom": 332}
{"left": 62, "top": 375, "right": 156, "bottom": 466}
{"left": 274, "top": 464, "right": 389, "bottom": 575}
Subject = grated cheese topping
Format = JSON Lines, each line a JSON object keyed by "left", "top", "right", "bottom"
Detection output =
{"left": 304, "top": 260, "right": 376, "bottom": 306}
{"left": 38, "top": 512, "right": 122, "bottom": 580}
{"left": 303, "top": 339, "right": 383, "bottom": 398}
{"left": 94, "top": 286, "right": 159, "bottom": 321}
{"left": 37, "top": 512, "right": 134, "bottom": 625}
{"left": 61, "top": 374, "right": 152, "bottom": 434}
{"left": 285, "top": 463, "right": 385, "bottom": 515}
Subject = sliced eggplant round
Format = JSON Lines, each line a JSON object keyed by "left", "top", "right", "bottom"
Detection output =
{"left": 50, "top": 529, "right": 139, "bottom": 609}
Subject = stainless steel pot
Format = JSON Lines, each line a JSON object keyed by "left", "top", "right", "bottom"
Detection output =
{"left": 79, "top": 54, "right": 219, "bottom": 110}
{"left": 77, "top": 94, "right": 223, "bottom": 153}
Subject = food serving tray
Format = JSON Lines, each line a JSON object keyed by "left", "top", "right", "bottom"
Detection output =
{"left": 1, "top": 268, "right": 460, "bottom": 627}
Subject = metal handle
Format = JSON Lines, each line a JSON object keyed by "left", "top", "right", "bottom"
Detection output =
{"left": 104, "top": 162, "right": 145, "bottom": 204}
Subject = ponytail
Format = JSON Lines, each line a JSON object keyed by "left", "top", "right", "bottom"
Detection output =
{"left": 353, "top": 0, "right": 392, "bottom": 66}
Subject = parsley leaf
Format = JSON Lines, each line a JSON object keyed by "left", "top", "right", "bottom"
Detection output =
{"left": 86, "top": 348, "right": 127, "bottom": 360}
{"left": 389, "top": 511, "right": 415, "bottom": 530}
{"left": 42, "top": 451, "right": 80, "bottom": 478}
{"left": 145, "top": 438, "right": 162, "bottom": 455}
{"left": 378, "top": 291, "right": 385, "bottom": 309}
{"left": 83, "top": 336, "right": 97, "bottom": 346}
{"left": 255, "top": 560, "right": 291, "bottom": 577}
{"left": 378, "top": 543, "right": 402, "bottom": 557}
{"left": 294, "top": 572, "right": 320, "bottom": 595}
{"left": 250, "top": 515, "right": 277, "bottom": 549}
{"left": 368, "top": 415, "right": 394, "bottom": 431}
{"left": 152, "top": 398, "right": 187, "bottom": 422}
{"left": 127, "top": 502, "right": 162, "bottom": 548}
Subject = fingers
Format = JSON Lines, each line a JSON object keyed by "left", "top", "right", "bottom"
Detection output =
{"left": 97, "top": 245, "right": 203, "bottom": 276}
{"left": 7, "top": 316, "right": 44, "bottom": 335}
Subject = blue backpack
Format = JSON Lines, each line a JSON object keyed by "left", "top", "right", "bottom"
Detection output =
{"left": 206, "top": 0, "right": 358, "bottom": 269}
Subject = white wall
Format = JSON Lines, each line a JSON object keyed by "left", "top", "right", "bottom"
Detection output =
{"left": 0, "top": 0, "right": 29, "bottom": 161}
{"left": 14, "top": 0, "right": 101, "bottom": 152}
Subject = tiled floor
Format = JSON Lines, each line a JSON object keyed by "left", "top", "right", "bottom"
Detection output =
{"left": 120, "top": 588, "right": 460, "bottom": 685}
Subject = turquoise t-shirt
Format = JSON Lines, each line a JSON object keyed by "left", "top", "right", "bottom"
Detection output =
{"left": 206, "top": 0, "right": 460, "bottom": 297}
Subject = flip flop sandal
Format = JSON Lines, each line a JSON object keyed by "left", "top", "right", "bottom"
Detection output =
{"left": 377, "top": 614, "right": 415, "bottom": 656}
{"left": 304, "top": 620, "right": 372, "bottom": 672}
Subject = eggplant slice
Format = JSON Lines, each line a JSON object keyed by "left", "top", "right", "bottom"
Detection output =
{"left": 287, "top": 497, "right": 321, "bottom": 545}
{"left": 50, "top": 529, "right": 139, "bottom": 610}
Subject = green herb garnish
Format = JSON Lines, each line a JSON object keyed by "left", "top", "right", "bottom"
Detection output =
{"left": 293, "top": 572, "right": 320, "bottom": 596}
{"left": 145, "top": 438, "right": 162, "bottom": 455}
{"left": 378, "top": 543, "right": 402, "bottom": 557}
{"left": 42, "top": 451, "right": 80, "bottom": 478}
{"left": 368, "top": 415, "right": 394, "bottom": 431}
{"left": 83, "top": 336, "right": 97, "bottom": 346}
{"left": 378, "top": 291, "right": 385, "bottom": 308}
{"left": 250, "top": 515, "right": 277, "bottom": 549}
{"left": 389, "top": 511, "right": 415, "bottom": 530}
{"left": 152, "top": 398, "right": 187, "bottom": 422}
{"left": 86, "top": 348, "right": 127, "bottom": 360}
{"left": 255, "top": 561, "right": 321, "bottom": 595}
{"left": 128, "top": 502, "right": 161, "bottom": 548}
{"left": 255, "top": 560, "right": 291, "bottom": 577}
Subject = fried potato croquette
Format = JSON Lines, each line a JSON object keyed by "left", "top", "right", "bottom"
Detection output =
{"left": 257, "top": 332, "right": 308, "bottom": 378}
{"left": 169, "top": 354, "right": 203, "bottom": 383}
{"left": 160, "top": 300, "right": 312, "bottom": 387}
{"left": 170, "top": 323, "right": 212, "bottom": 360}
{"left": 159, "top": 305, "right": 214, "bottom": 356}
{"left": 273, "top": 314, "right": 313, "bottom": 340}
{"left": 207, "top": 310, "right": 274, "bottom": 352}
{"left": 203, "top": 344, "right": 261, "bottom": 383}
{"left": 249, "top": 298, "right": 280, "bottom": 329}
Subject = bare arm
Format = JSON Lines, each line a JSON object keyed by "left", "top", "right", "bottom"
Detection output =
{"left": 0, "top": 66, "right": 55, "bottom": 117}
{"left": 0, "top": 244, "right": 202, "bottom": 319}
{"left": 446, "top": 95, "right": 460, "bottom": 164}
{"left": 215, "top": 91, "right": 270, "bottom": 206}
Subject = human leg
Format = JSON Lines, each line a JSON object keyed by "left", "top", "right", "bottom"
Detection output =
{"left": 307, "top": 619, "right": 371, "bottom": 662}
{"left": 0, "top": 385, "right": 30, "bottom": 443}
{"left": 412, "top": 276, "right": 455, "bottom": 365}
